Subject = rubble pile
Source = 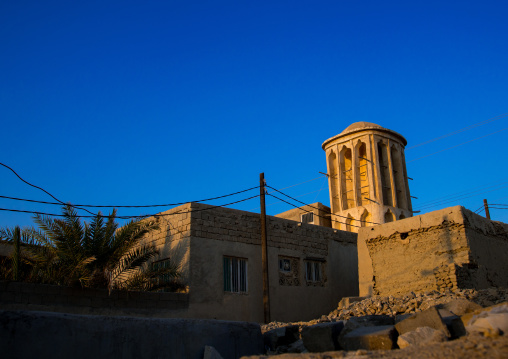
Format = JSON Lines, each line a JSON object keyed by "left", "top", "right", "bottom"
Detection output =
{"left": 262, "top": 287, "right": 508, "bottom": 333}
{"left": 259, "top": 288, "right": 508, "bottom": 357}
{"left": 325, "top": 287, "right": 508, "bottom": 322}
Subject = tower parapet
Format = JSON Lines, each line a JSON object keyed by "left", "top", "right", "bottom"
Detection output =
{"left": 322, "top": 122, "right": 412, "bottom": 232}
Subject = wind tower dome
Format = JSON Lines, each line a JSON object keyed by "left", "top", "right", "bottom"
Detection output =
{"left": 322, "top": 122, "right": 412, "bottom": 232}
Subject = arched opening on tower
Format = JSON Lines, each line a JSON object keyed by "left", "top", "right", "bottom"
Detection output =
{"left": 391, "top": 145, "right": 407, "bottom": 210}
{"left": 384, "top": 210, "right": 395, "bottom": 223}
{"left": 346, "top": 214, "right": 356, "bottom": 232}
{"left": 328, "top": 150, "right": 340, "bottom": 212}
{"left": 360, "top": 209, "right": 372, "bottom": 228}
{"left": 340, "top": 147, "right": 354, "bottom": 210}
{"left": 399, "top": 213, "right": 406, "bottom": 220}
{"left": 378, "top": 142, "right": 393, "bottom": 206}
{"left": 356, "top": 142, "right": 370, "bottom": 207}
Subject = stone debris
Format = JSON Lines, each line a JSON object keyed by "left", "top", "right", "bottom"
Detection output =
{"left": 394, "top": 307, "right": 450, "bottom": 337}
{"left": 397, "top": 326, "right": 448, "bottom": 349}
{"left": 462, "top": 303, "right": 508, "bottom": 337}
{"left": 342, "top": 325, "right": 397, "bottom": 351}
{"left": 259, "top": 287, "right": 508, "bottom": 356}
{"left": 301, "top": 322, "right": 343, "bottom": 352}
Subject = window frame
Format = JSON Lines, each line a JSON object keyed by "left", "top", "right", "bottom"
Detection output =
{"left": 301, "top": 212, "right": 314, "bottom": 224}
{"left": 223, "top": 256, "right": 248, "bottom": 294}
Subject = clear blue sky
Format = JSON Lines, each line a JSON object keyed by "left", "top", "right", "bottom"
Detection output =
{"left": 1, "top": 0, "right": 507, "bottom": 228}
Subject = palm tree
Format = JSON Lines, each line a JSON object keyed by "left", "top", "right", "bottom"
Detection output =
{"left": 2, "top": 205, "right": 183, "bottom": 291}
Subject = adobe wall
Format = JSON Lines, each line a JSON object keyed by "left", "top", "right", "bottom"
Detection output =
{"left": 358, "top": 206, "right": 508, "bottom": 297}
{"left": 187, "top": 203, "right": 358, "bottom": 323}
{"left": 0, "top": 281, "right": 189, "bottom": 317}
{"left": 136, "top": 204, "right": 193, "bottom": 283}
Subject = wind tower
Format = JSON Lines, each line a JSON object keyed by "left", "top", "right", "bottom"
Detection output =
{"left": 322, "top": 122, "right": 412, "bottom": 232}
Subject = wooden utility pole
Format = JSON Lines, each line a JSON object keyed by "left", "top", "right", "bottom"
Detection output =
{"left": 13, "top": 226, "right": 20, "bottom": 281}
{"left": 260, "top": 173, "right": 271, "bottom": 323}
{"left": 483, "top": 199, "right": 491, "bottom": 220}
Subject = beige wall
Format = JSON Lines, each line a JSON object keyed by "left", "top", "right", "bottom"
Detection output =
{"left": 274, "top": 202, "right": 332, "bottom": 228}
{"left": 139, "top": 203, "right": 359, "bottom": 323}
{"left": 358, "top": 206, "right": 508, "bottom": 297}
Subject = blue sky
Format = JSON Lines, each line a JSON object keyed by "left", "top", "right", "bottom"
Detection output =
{"left": 1, "top": 0, "right": 507, "bottom": 228}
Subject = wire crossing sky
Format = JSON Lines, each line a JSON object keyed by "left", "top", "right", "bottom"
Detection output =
{"left": 1, "top": 1, "right": 507, "bottom": 227}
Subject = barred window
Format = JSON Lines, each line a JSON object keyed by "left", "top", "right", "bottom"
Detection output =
{"left": 305, "top": 261, "right": 322, "bottom": 282}
{"left": 223, "top": 256, "right": 248, "bottom": 293}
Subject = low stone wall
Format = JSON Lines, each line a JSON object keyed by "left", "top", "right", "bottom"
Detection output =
{"left": 358, "top": 206, "right": 508, "bottom": 296}
{"left": 0, "top": 310, "right": 263, "bottom": 359}
{"left": 0, "top": 281, "right": 189, "bottom": 317}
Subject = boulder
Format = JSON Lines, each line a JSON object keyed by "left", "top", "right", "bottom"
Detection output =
{"left": 438, "top": 309, "right": 466, "bottom": 339}
{"left": 338, "top": 315, "right": 394, "bottom": 349}
{"left": 462, "top": 302, "right": 508, "bottom": 337}
{"left": 397, "top": 326, "right": 448, "bottom": 349}
{"left": 440, "top": 299, "right": 482, "bottom": 316}
{"left": 395, "top": 307, "right": 450, "bottom": 337}
{"left": 263, "top": 325, "right": 299, "bottom": 351}
{"left": 301, "top": 321, "right": 344, "bottom": 352}
{"left": 342, "top": 325, "right": 397, "bottom": 351}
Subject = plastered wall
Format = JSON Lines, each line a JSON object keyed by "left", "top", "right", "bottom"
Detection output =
{"left": 358, "top": 206, "right": 508, "bottom": 296}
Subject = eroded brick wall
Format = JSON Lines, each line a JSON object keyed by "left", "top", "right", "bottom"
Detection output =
{"left": 358, "top": 206, "right": 508, "bottom": 297}
{"left": 0, "top": 281, "right": 188, "bottom": 317}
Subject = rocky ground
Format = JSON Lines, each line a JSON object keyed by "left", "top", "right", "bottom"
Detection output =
{"left": 251, "top": 288, "right": 508, "bottom": 358}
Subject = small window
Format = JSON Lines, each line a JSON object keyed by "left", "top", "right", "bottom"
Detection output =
{"left": 305, "top": 261, "right": 321, "bottom": 282}
{"left": 152, "top": 258, "right": 176, "bottom": 287}
{"left": 279, "top": 258, "right": 291, "bottom": 272}
{"left": 223, "top": 256, "right": 248, "bottom": 293}
{"left": 278, "top": 255, "right": 300, "bottom": 286}
{"left": 304, "top": 259, "right": 325, "bottom": 286}
{"left": 301, "top": 212, "right": 314, "bottom": 224}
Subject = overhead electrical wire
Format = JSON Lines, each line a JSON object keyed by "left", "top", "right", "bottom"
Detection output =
{"left": 0, "top": 194, "right": 261, "bottom": 219}
{"left": 266, "top": 185, "right": 380, "bottom": 225}
{"left": 266, "top": 192, "right": 362, "bottom": 228}
{"left": 407, "top": 127, "right": 508, "bottom": 163}
{"left": 0, "top": 162, "right": 97, "bottom": 216}
{"left": 406, "top": 113, "right": 507, "bottom": 151}
{"left": 0, "top": 186, "right": 260, "bottom": 208}
{"left": 414, "top": 184, "right": 508, "bottom": 211}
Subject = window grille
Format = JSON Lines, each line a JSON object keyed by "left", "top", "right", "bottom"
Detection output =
{"left": 305, "top": 261, "right": 322, "bottom": 282}
{"left": 223, "top": 256, "right": 248, "bottom": 293}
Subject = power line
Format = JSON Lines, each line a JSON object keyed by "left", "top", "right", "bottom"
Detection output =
{"left": 266, "top": 185, "right": 380, "bottom": 225}
{"left": 414, "top": 184, "right": 508, "bottom": 211}
{"left": 0, "top": 194, "right": 261, "bottom": 219}
{"left": 0, "top": 186, "right": 260, "bottom": 208}
{"left": 414, "top": 181, "right": 508, "bottom": 209}
{"left": 278, "top": 175, "right": 327, "bottom": 190}
{"left": 267, "top": 192, "right": 362, "bottom": 228}
{"left": 407, "top": 127, "right": 508, "bottom": 163}
{"left": 406, "top": 113, "right": 507, "bottom": 151}
{"left": 0, "top": 162, "right": 97, "bottom": 216}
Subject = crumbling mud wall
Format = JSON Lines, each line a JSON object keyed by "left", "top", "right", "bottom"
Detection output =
{"left": 358, "top": 206, "right": 508, "bottom": 296}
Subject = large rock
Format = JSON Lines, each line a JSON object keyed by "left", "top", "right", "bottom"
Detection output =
{"left": 301, "top": 321, "right": 344, "bottom": 352}
{"left": 338, "top": 315, "right": 394, "bottom": 349}
{"left": 440, "top": 299, "right": 482, "bottom": 316}
{"left": 263, "top": 325, "right": 300, "bottom": 351}
{"left": 0, "top": 310, "right": 263, "bottom": 359}
{"left": 397, "top": 326, "right": 448, "bottom": 349}
{"left": 462, "top": 302, "right": 508, "bottom": 337}
{"left": 342, "top": 325, "right": 397, "bottom": 351}
{"left": 395, "top": 307, "right": 450, "bottom": 337}
{"left": 438, "top": 309, "right": 467, "bottom": 339}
